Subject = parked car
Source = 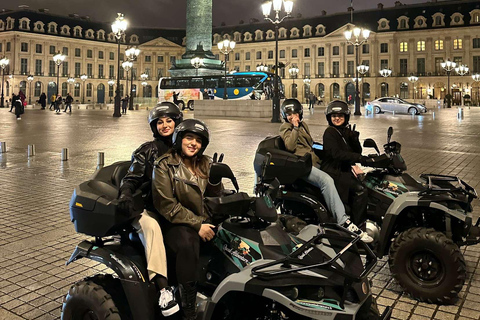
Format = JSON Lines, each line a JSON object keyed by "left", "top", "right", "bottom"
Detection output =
{"left": 366, "top": 97, "right": 427, "bottom": 115}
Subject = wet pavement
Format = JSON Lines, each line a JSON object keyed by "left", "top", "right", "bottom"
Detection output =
{"left": 0, "top": 105, "right": 479, "bottom": 319}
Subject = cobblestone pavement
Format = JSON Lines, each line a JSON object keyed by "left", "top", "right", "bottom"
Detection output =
{"left": 0, "top": 105, "right": 479, "bottom": 319}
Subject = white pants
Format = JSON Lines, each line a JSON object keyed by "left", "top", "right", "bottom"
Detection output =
{"left": 131, "top": 210, "right": 168, "bottom": 281}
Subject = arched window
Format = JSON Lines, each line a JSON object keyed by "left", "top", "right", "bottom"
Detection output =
{"left": 381, "top": 82, "right": 389, "bottom": 97}
{"left": 62, "top": 82, "right": 68, "bottom": 96}
{"left": 317, "top": 83, "right": 325, "bottom": 98}
{"left": 400, "top": 82, "right": 409, "bottom": 99}
{"left": 34, "top": 81, "right": 42, "bottom": 96}
{"left": 291, "top": 83, "right": 297, "bottom": 98}
{"left": 19, "top": 81, "right": 27, "bottom": 95}
{"left": 331, "top": 83, "right": 340, "bottom": 99}
{"left": 74, "top": 83, "right": 80, "bottom": 97}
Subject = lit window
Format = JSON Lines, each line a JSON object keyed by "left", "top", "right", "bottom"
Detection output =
{"left": 417, "top": 41, "right": 425, "bottom": 51}
{"left": 454, "top": 38, "right": 463, "bottom": 50}
{"left": 400, "top": 42, "right": 408, "bottom": 52}
{"left": 434, "top": 40, "right": 444, "bottom": 50}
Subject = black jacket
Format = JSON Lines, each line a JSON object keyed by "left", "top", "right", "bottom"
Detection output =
{"left": 120, "top": 137, "right": 171, "bottom": 212}
{"left": 321, "top": 126, "right": 362, "bottom": 202}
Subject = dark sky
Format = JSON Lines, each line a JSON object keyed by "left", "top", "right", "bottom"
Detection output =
{"left": 2, "top": 0, "right": 424, "bottom": 28}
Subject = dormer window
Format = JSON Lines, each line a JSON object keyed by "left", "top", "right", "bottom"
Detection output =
{"left": 315, "top": 24, "right": 326, "bottom": 35}
{"left": 21, "top": 20, "right": 28, "bottom": 30}
{"left": 290, "top": 27, "right": 299, "bottom": 38}
{"left": 0, "top": 21, "right": 4, "bottom": 30}
{"left": 108, "top": 33, "right": 115, "bottom": 42}
{"left": 267, "top": 30, "right": 274, "bottom": 40}
{"left": 61, "top": 25, "right": 70, "bottom": 36}
{"left": 397, "top": 16, "right": 409, "bottom": 29}
{"left": 48, "top": 22, "right": 57, "bottom": 34}
{"left": 244, "top": 32, "right": 252, "bottom": 41}
{"left": 97, "top": 30, "right": 105, "bottom": 40}
{"left": 255, "top": 30, "right": 263, "bottom": 41}
{"left": 234, "top": 32, "right": 241, "bottom": 42}
{"left": 86, "top": 29, "right": 94, "bottom": 39}
{"left": 432, "top": 13, "right": 445, "bottom": 27}
{"left": 34, "top": 22, "right": 45, "bottom": 32}
{"left": 414, "top": 16, "right": 426, "bottom": 28}
{"left": 450, "top": 13, "right": 464, "bottom": 26}
{"left": 470, "top": 9, "right": 480, "bottom": 24}
{"left": 378, "top": 18, "right": 390, "bottom": 31}
{"left": 279, "top": 27, "right": 287, "bottom": 38}
{"left": 303, "top": 25, "right": 312, "bottom": 37}
{"left": 213, "top": 34, "right": 221, "bottom": 44}
{"left": 74, "top": 26, "right": 82, "bottom": 37}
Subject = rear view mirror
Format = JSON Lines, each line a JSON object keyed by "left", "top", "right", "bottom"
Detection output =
{"left": 387, "top": 127, "right": 394, "bottom": 144}
{"left": 210, "top": 162, "right": 239, "bottom": 192}
{"left": 363, "top": 138, "right": 380, "bottom": 155}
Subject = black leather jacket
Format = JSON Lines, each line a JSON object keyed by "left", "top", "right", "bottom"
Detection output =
{"left": 120, "top": 137, "right": 171, "bottom": 212}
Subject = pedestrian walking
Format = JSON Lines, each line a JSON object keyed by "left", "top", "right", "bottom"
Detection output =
{"left": 38, "top": 93, "right": 47, "bottom": 110}
{"left": 13, "top": 94, "right": 23, "bottom": 120}
{"left": 9, "top": 94, "right": 15, "bottom": 112}
{"left": 308, "top": 93, "right": 316, "bottom": 110}
{"left": 19, "top": 90, "right": 26, "bottom": 108}
{"left": 49, "top": 94, "right": 56, "bottom": 110}
{"left": 121, "top": 95, "right": 129, "bottom": 114}
{"left": 55, "top": 95, "right": 63, "bottom": 113}
{"left": 64, "top": 93, "right": 73, "bottom": 112}
{"left": 172, "top": 91, "right": 179, "bottom": 105}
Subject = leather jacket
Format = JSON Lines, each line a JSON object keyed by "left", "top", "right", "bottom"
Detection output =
{"left": 152, "top": 152, "right": 223, "bottom": 232}
{"left": 120, "top": 138, "right": 171, "bottom": 212}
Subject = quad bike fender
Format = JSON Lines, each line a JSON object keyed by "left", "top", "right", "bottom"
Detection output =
{"left": 66, "top": 240, "right": 155, "bottom": 320}
{"left": 279, "top": 190, "right": 330, "bottom": 222}
{"left": 377, "top": 193, "right": 474, "bottom": 256}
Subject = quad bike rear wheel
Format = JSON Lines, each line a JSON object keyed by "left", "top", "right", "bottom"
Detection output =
{"left": 61, "top": 274, "right": 126, "bottom": 320}
{"left": 388, "top": 227, "right": 466, "bottom": 304}
{"left": 356, "top": 296, "right": 381, "bottom": 320}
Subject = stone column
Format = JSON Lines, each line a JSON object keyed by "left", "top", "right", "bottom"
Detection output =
{"left": 186, "top": 0, "right": 212, "bottom": 53}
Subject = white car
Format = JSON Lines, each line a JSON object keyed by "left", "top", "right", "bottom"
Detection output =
{"left": 366, "top": 97, "right": 427, "bottom": 115}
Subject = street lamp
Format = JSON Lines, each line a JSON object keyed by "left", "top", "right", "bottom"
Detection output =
{"left": 288, "top": 66, "right": 299, "bottom": 98}
{"left": 27, "top": 75, "right": 34, "bottom": 105}
{"left": 455, "top": 64, "right": 469, "bottom": 106}
{"left": 53, "top": 52, "right": 66, "bottom": 97}
{"left": 357, "top": 64, "right": 369, "bottom": 104}
{"left": 0, "top": 57, "right": 9, "bottom": 108}
{"left": 344, "top": 25, "right": 370, "bottom": 115}
{"left": 140, "top": 72, "right": 148, "bottom": 97}
{"left": 441, "top": 59, "right": 456, "bottom": 108}
{"left": 408, "top": 75, "right": 419, "bottom": 101}
{"left": 217, "top": 39, "right": 236, "bottom": 100}
{"left": 111, "top": 13, "right": 128, "bottom": 117}
{"left": 472, "top": 73, "right": 480, "bottom": 106}
{"left": 262, "top": 0, "right": 293, "bottom": 122}
{"left": 67, "top": 77, "right": 75, "bottom": 98}
{"left": 303, "top": 78, "right": 311, "bottom": 102}
{"left": 122, "top": 60, "right": 133, "bottom": 103}
{"left": 191, "top": 57, "right": 204, "bottom": 77}
{"left": 80, "top": 74, "right": 88, "bottom": 104}
{"left": 379, "top": 68, "right": 392, "bottom": 96}
{"left": 125, "top": 46, "right": 140, "bottom": 110}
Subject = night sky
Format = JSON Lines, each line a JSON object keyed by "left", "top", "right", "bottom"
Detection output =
{"left": 2, "top": 0, "right": 424, "bottom": 28}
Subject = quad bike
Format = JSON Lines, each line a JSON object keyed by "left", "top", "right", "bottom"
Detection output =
{"left": 61, "top": 160, "right": 391, "bottom": 320}
{"left": 254, "top": 127, "right": 479, "bottom": 304}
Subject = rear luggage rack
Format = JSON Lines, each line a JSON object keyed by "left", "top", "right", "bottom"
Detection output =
{"left": 419, "top": 174, "right": 477, "bottom": 198}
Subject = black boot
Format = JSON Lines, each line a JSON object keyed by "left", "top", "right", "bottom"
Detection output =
{"left": 179, "top": 281, "right": 197, "bottom": 320}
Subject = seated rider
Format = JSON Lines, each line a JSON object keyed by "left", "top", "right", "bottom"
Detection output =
{"left": 152, "top": 119, "right": 224, "bottom": 320}
{"left": 118, "top": 102, "right": 183, "bottom": 317}
{"left": 279, "top": 98, "right": 372, "bottom": 243}
{"left": 322, "top": 100, "right": 372, "bottom": 226}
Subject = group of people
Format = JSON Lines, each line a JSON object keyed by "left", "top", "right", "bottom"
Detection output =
{"left": 48, "top": 93, "right": 74, "bottom": 113}
{"left": 9, "top": 90, "right": 27, "bottom": 120}
{"left": 116, "top": 98, "right": 374, "bottom": 319}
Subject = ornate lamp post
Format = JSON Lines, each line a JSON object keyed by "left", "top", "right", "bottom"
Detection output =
{"left": 80, "top": 74, "right": 88, "bottom": 104}
{"left": 27, "top": 75, "right": 34, "bottom": 104}
{"left": 122, "top": 60, "right": 133, "bottom": 103}
{"left": 125, "top": 46, "right": 140, "bottom": 110}
{"left": 441, "top": 59, "right": 456, "bottom": 108}
{"left": 408, "top": 75, "right": 419, "bottom": 101}
{"left": 455, "top": 64, "right": 469, "bottom": 106}
{"left": 288, "top": 66, "right": 299, "bottom": 98}
{"left": 53, "top": 52, "right": 66, "bottom": 97}
{"left": 111, "top": 13, "right": 128, "bottom": 117}
{"left": 67, "top": 77, "right": 75, "bottom": 98}
{"left": 140, "top": 72, "right": 148, "bottom": 97}
{"left": 0, "top": 57, "right": 9, "bottom": 108}
{"left": 472, "top": 73, "right": 480, "bottom": 106}
{"left": 303, "top": 77, "right": 311, "bottom": 103}
{"left": 357, "top": 64, "right": 369, "bottom": 104}
{"left": 217, "top": 39, "right": 236, "bottom": 100}
{"left": 108, "top": 79, "right": 115, "bottom": 103}
{"left": 262, "top": 0, "right": 293, "bottom": 122}
{"left": 379, "top": 68, "right": 392, "bottom": 96}
{"left": 344, "top": 25, "right": 370, "bottom": 115}
{"left": 191, "top": 57, "right": 204, "bottom": 77}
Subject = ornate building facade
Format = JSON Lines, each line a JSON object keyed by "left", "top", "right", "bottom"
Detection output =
{"left": 1, "top": 0, "right": 480, "bottom": 105}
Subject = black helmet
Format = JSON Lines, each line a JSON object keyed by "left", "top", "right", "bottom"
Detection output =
{"left": 148, "top": 102, "right": 183, "bottom": 137}
{"left": 172, "top": 119, "right": 210, "bottom": 156}
{"left": 280, "top": 98, "right": 303, "bottom": 122}
{"left": 325, "top": 100, "right": 350, "bottom": 126}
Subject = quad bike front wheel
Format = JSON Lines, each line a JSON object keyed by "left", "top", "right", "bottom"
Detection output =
{"left": 61, "top": 274, "right": 125, "bottom": 320}
{"left": 388, "top": 227, "right": 466, "bottom": 304}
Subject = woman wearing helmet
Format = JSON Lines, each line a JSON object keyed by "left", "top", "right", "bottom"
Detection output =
{"left": 118, "top": 101, "right": 183, "bottom": 317}
{"left": 322, "top": 100, "right": 371, "bottom": 229}
{"left": 279, "top": 99, "right": 372, "bottom": 243}
{"left": 152, "top": 118, "right": 223, "bottom": 320}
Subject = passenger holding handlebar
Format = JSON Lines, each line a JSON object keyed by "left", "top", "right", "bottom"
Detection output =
{"left": 279, "top": 99, "right": 372, "bottom": 243}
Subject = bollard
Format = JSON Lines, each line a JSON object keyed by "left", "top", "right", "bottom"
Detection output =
{"left": 457, "top": 107, "right": 464, "bottom": 119}
{"left": 27, "top": 144, "right": 36, "bottom": 157}
{"left": 97, "top": 152, "right": 105, "bottom": 168}
{"left": 392, "top": 111, "right": 395, "bottom": 116}
{"left": 432, "top": 112, "right": 435, "bottom": 119}
{"left": 61, "top": 148, "right": 68, "bottom": 161}
{"left": 0, "top": 142, "right": 6, "bottom": 153}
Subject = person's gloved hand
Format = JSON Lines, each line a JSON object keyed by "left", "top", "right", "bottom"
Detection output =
{"left": 117, "top": 189, "right": 135, "bottom": 217}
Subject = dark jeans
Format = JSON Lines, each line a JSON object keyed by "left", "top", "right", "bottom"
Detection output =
{"left": 163, "top": 224, "right": 200, "bottom": 285}
{"left": 64, "top": 103, "right": 72, "bottom": 112}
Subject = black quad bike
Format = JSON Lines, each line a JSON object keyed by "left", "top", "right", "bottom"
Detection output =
{"left": 254, "top": 127, "right": 479, "bottom": 304}
{"left": 61, "top": 160, "right": 391, "bottom": 320}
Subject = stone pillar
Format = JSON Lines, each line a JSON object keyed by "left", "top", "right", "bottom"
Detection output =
{"left": 186, "top": 0, "right": 212, "bottom": 53}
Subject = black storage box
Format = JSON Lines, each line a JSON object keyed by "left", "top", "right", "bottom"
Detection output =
{"left": 69, "top": 161, "right": 144, "bottom": 237}
{"left": 254, "top": 136, "right": 312, "bottom": 185}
